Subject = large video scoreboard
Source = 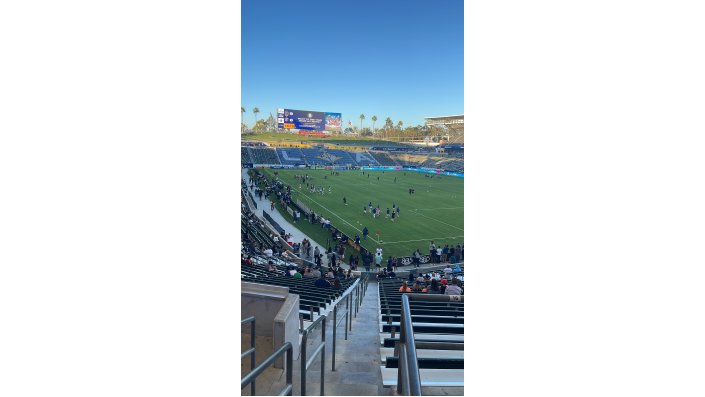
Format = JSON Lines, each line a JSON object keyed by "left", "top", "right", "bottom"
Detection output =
{"left": 277, "top": 108, "right": 342, "bottom": 131}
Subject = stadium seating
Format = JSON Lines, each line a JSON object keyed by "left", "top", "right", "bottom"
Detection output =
{"left": 324, "top": 149, "right": 357, "bottom": 165}
{"left": 241, "top": 255, "right": 358, "bottom": 320}
{"left": 241, "top": 144, "right": 463, "bottom": 171}
{"left": 353, "top": 151, "right": 381, "bottom": 166}
{"left": 249, "top": 148, "right": 281, "bottom": 165}
{"left": 300, "top": 148, "right": 326, "bottom": 165}
{"left": 276, "top": 148, "right": 306, "bottom": 166}
{"left": 241, "top": 147, "right": 253, "bottom": 164}
{"left": 377, "top": 278, "right": 464, "bottom": 388}
{"left": 369, "top": 152, "right": 399, "bottom": 166}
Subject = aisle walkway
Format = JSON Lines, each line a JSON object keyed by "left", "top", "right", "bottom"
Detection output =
{"left": 242, "top": 168, "right": 331, "bottom": 265}
{"left": 300, "top": 279, "right": 386, "bottom": 395}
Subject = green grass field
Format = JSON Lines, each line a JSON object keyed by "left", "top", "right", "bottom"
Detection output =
{"left": 259, "top": 169, "right": 463, "bottom": 258}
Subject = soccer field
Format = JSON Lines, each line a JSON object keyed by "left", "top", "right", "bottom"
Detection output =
{"left": 259, "top": 168, "right": 464, "bottom": 258}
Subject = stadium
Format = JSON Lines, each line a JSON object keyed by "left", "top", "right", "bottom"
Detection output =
{"left": 241, "top": 1, "right": 463, "bottom": 395}
{"left": 241, "top": 115, "right": 465, "bottom": 395}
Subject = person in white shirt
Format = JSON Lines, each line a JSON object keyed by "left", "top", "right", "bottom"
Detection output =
{"left": 264, "top": 248, "right": 273, "bottom": 257}
{"left": 445, "top": 279, "right": 463, "bottom": 295}
{"left": 436, "top": 247, "right": 442, "bottom": 261}
{"left": 444, "top": 265, "right": 453, "bottom": 278}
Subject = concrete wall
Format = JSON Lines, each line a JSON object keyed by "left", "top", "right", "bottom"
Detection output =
{"left": 241, "top": 282, "right": 300, "bottom": 369}
{"left": 241, "top": 282, "right": 288, "bottom": 338}
{"left": 273, "top": 293, "right": 300, "bottom": 368}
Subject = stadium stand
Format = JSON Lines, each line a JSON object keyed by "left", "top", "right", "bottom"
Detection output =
{"left": 353, "top": 151, "right": 381, "bottom": 166}
{"left": 300, "top": 148, "right": 326, "bottom": 165}
{"left": 377, "top": 277, "right": 464, "bottom": 389}
{"left": 276, "top": 147, "right": 306, "bottom": 166}
{"left": 241, "top": 144, "right": 463, "bottom": 172}
{"left": 324, "top": 149, "right": 357, "bottom": 165}
{"left": 369, "top": 151, "right": 399, "bottom": 166}
{"left": 241, "top": 254, "right": 358, "bottom": 320}
{"left": 249, "top": 148, "right": 281, "bottom": 165}
{"left": 242, "top": 147, "right": 253, "bottom": 165}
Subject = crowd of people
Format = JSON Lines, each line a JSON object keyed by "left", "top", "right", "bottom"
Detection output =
{"left": 398, "top": 272, "right": 464, "bottom": 295}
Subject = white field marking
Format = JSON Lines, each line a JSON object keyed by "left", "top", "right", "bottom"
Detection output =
{"left": 380, "top": 236, "right": 464, "bottom": 244}
{"left": 411, "top": 209, "right": 464, "bottom": 232}
{"left": 413, "top": 207, "right": 464, "bottom": 211}
{"left": 289, "top": 185, "right": 380, "bottom": 244}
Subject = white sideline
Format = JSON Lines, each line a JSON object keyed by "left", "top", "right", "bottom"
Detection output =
{"left": 410, "top": 209, "right": 464, "bottom": 232}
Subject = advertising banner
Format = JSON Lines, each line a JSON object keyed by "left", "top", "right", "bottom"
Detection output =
{"left": 278, "top": 108, "right": 342, "bottom": 131}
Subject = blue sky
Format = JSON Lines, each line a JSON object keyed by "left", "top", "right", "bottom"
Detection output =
{"left": 241, "top": 0, "right": 463, "bottom": 128}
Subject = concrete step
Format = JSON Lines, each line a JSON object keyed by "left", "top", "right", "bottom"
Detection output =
{"left": 380, "top": 348, "right": 464, "bottom": 363}
{"left": 380, "top": 367, "right": 464, "bottom": 387}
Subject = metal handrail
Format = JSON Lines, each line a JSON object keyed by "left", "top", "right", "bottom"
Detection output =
{"left": 408, "top": 294, "right": 464, "bottom": 302}
{"left": 241, "top": 316, "right": 256, "bottom": 395}
{"left": 396, "top": 294, "right": 422, "bottom": 395}
{"left": 300, "top": 314, "right": 327, "bottom": 396}
{"left": 241, "top": 341, "right": 293, "bottom": 396}
{"left": 331, "top": 278, "right": 360, "bottom": 371}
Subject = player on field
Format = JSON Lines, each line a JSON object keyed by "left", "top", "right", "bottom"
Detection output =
{"left": 386, "top": 208, "right": 390, "bottom": 218}
{"left": 343, "top": 196, "right": 347, "bottom": 205}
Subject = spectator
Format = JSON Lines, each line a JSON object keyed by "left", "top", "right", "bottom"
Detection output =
{"left": 436, "top": 246, "right": 443, "bottom": 262}
{"left": 263, "top": 247, "right": 273, "bottom": 257}
{"left": 444, "top": 265, "right": 453, "bottom": 279}
{"left": 362, "top": 250, "right": 371, "bottom": 272}
{"left": 265, "top": 261, "right": 277, "bottom": 273}
{"left": 414, "top": 249, "right": 421, "bottom": 268}
{"left": 426, "top": 279, "right": 442, "bottom": 294}
{"left": 311, "top": 267, "right": 321, "bottom": 278}
{"left": 303, "top": 267, "right": 315, "bottom": 278}
{"left": 377, "top": 269, "right": 387, "bottom": 280}
{"left": 445, "top": 278, "right": 463, "bottom": 295}
{"left": 398, "top": 281, "right": 411, "bottom": 293}
{"left": 314, "top": 275, "right": 331, "bottom": 288}
{"left": 332, "top": 278, "right": 342, "bottom": 290}
{"left": 292, "top": 270, "right": 303, "bottom": 279}
{"left": 412, "top": 282, "right": 422, "bottom": 292}
{"left": 453, "top": 264, "right": 462, "bottom": 273}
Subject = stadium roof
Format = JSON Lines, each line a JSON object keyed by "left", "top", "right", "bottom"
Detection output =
{"left": 424, "top": 115, "right": 464, "bottom": 120}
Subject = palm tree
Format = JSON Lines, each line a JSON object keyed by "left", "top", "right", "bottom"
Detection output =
{"left": 241, "top": 106, "right": 246, "bottom": 132}
{"left": 253, "top": 107, "right": 260, "bottom": 125}
{"left": 397, "top": 120, "right": 403, "bottom": 134}
{"left": 359, "top": 113, "right": 365, "bottom": 133}
{"left": 384, "top": 117, "right": 393, "bottom": 139}
{"left": 371, "top": 115, "right": 377, "bottom": 135}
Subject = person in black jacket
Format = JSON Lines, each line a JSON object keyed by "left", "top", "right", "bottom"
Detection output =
{"left": 314, "top": 274, "right": 331, "bottom": 288}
